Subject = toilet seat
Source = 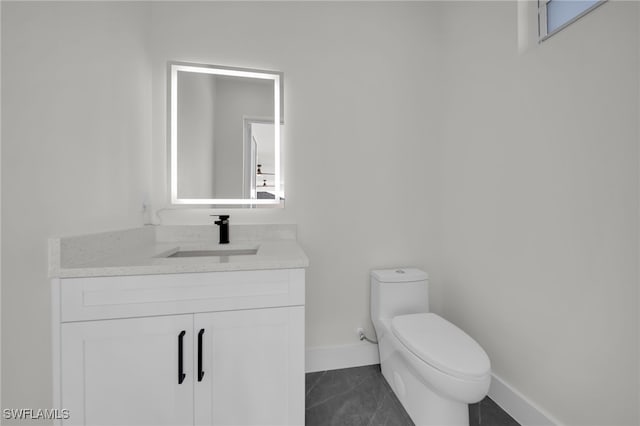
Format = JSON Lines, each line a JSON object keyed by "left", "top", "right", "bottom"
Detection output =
{"left": 391, "top": 313, "right": 490, "bottom": 381}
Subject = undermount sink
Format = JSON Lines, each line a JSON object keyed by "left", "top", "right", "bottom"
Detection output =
{"left": 166, "top": 248, "right": 259, "bottom": 258}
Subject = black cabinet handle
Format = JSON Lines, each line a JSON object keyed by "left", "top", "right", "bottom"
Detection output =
{"left": 198, "top": 328, "right": 205, "bottom": 382}
{"left": 178, "top": 330, "right": 186, "bottom": 385}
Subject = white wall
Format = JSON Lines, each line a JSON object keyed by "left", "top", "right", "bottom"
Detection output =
{"left": 148, "top": 2, "right": 445, "bottom": 351}
{"left": 439, "top": 2, "right": 639, "bottom": 425}
{"left": 1, "top": 2, "right": 151, "bottom": 418}
{"left": 2, "top": 2, "right": 638, "bottom": 425}
{"left": 213, "top": 77, "right": 273, "bottom": 198}
{"left": 0, "top": 0, "right": 3, "bottom": 411}
{"left": 1, "top": 1, "right": 444, "bottom": 416}
{"left": 177, "top": 72, "right": 216, "bottom": 199}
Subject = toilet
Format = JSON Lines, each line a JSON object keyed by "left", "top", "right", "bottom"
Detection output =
{"left": 371, "top": 268, "right": 491, "bottom": 426}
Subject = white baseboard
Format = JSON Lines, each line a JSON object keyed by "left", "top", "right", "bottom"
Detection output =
{"left": 305, "top": 343, "right": 561, "bottom": 426}
{"left": 305, "top": 342, "right": 380, "bottom": 373}
{"left": 488, "top": 373, "right": 562, "bottom": 426}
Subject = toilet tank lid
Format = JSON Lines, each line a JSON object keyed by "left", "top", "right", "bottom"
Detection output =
{"left": 371, "top": 268, "right": 428, "bottom": 283}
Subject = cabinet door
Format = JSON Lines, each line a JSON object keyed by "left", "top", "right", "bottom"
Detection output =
{"left": 61, "top": 315, "right": 194, "bottom": 426}
{"left": 194, "top": 307, "right": 304, "bottom": 426}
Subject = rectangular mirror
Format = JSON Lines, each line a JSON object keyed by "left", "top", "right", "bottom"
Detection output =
{"left": 169, "top": 62, "right": 284, "bottom": 206}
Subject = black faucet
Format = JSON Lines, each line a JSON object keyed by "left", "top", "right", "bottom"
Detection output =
{"left": 213, "top": 215, "right": 230, "bottom": 244}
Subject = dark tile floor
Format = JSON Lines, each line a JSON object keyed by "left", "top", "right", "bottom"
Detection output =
{"left": 306, "top": 365, "right": 520, "bottom": 426}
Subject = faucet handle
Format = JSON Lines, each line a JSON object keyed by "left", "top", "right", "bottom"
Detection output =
{"left": 211, "top": 214, "right": 229, "bottom": 225}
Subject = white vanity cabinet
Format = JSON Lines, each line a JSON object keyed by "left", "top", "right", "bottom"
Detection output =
{"left": 60, "top": 314, "right": 195, "bottom": 426}
{"left": 52, "top": 269, "right": 305, "bottom": 426}
{"left": 194, "top": 308, "right": 303, "bottom": 425}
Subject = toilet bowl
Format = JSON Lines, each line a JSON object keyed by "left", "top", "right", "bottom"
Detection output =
{"left": 371, "top": 269, "right": 491, "bottom": 426}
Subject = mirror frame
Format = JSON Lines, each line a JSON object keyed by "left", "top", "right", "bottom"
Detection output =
{"left": 168, "top": 61, "right": 284, "bottom": 206}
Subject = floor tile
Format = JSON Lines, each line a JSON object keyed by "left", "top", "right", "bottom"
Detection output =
{"left": 469, "top": 397, "right": 520, "bottom": 426}
{"left": 306, "top": 365, "right": 520, "bottom": 426}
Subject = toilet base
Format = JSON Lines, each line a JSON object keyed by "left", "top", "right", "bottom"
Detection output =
{"left": 381, "top": 351, "right": 469, "bottom": 426}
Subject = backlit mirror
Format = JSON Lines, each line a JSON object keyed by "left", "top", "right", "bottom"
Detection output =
{"left": 169, "top": 62, "right": 284, "bottom": 206}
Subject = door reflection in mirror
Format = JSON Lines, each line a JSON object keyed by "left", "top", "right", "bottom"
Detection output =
{"left": 245, "top": 120, "right": 277, "bottom": 200}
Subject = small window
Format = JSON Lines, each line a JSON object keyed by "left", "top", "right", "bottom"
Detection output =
{"left": 538, "top": 0, "right": 607, "bottom": 41}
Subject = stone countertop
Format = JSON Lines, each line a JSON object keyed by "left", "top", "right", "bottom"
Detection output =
{"left": 49, "top": 225, "right": 309, "bottom": 278}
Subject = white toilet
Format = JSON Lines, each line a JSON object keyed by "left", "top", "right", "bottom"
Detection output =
{"left": 371, "top": 268, "right": 491, "bottom": 426}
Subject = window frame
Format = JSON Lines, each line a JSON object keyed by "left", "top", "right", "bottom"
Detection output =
{"left": 538, "top": 0, "right": 608, "bottom": 42}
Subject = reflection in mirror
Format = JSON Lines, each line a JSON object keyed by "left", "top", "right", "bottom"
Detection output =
{"left": 169, "top": 62, "right": 283, "bottom": 206}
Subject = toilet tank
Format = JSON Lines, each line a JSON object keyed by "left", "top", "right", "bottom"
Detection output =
{"left": 371, "top": 268, "right": 429, "bottom": 321}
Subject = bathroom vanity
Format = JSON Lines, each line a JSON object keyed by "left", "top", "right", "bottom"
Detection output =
{"left": 49, "top": 225, "right": 308, "bottom": 426}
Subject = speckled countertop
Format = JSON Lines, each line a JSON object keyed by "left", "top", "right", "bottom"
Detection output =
{"left": 49, "top": 225, "right": 309, "bottom": 278}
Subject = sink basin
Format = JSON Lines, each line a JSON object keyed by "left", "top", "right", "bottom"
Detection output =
{"left": 166, "top": 248, "right": 258, "bottom": 258}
